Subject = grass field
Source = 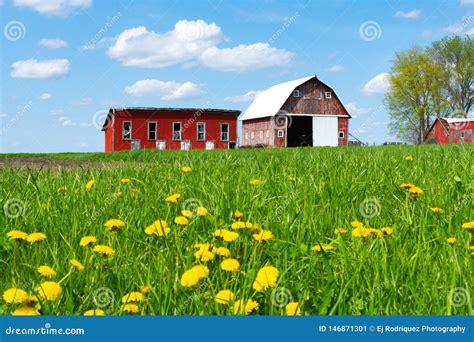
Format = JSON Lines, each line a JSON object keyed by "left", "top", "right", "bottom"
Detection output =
{"left": 1, "top": 144, "right": 473, "bottom": 316}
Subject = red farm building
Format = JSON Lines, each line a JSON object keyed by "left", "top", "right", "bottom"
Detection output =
{"left": 240, "top": 75, "right": 351, "bottom": 147}
{"left": 102, "top": 107, "right": 240, "bottom": 152}
{"left": 424, "top": 117, "right": 474, "bottom": 144}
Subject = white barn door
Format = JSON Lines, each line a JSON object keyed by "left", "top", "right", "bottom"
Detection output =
{"left": 312, "top": 117, "right": 338, "bottom": 147}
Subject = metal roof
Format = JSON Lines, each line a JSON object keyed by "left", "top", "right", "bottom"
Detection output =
{"left": 442, "top": 117, "right": 474, "bottom": 124}
{"left": 239, "top": 75, "right": 315, "bottom": 121}
{"left": 111, "top": 107, "right": 241, "bottom": 114}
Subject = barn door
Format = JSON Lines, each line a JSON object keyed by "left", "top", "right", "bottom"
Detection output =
{"left": 156, "top": 140, "right": 166, "bottom": 150}
{"left": 205, "top": 141, "right": 215, "bottom": 150}
{"left": 131, "top": 139, "right": 141, "bottom": 150}
{"left": 181, "top": 140, "right": 191, "bottom": 150}
{"left": 312, "top": 117, "right": 338, "bottom": 146}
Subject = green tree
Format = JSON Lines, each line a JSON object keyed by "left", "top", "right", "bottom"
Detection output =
{"left": 385, "top": 46, "right": 447, "bottom": 144}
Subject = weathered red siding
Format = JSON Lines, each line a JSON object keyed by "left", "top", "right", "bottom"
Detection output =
{"left": 338, "top": 117, "right": 349, "bottom": 146}
{"left": 425, "top": 119, "right": 474, "bottom": 144}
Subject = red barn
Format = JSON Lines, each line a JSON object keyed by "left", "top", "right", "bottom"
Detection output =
{"left": 424, "top": 117, "right": 474, "bottom": 144}
{"left": 102, "top": 107, "right": 240, "bottom": 152}
{"left": 240, "top": 75, "right": 351, "bottom": 147}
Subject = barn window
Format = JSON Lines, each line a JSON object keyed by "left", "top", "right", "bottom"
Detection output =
{"left": 293, "top": 90, "right": 300, "bottom": 98}
{"left": 277, "top": 130, "right": 284, "bottom": 138}
{"left": 197, "top": 122, "right": 206, "bottom": 141}
{"left": 259, "top": 131, "right": 263, "bottom": 139}
{"left": 460, "top": 131, "right": 465, "bottom": 139}
{"left": 325, "top": 91, "right": 332, "bottom": 99}
{"left": 148, "top": 122, "right": 157, "bottom": 140}
{"left": 173, "top": 122, "right": 182, "bottom": 140}
{"left": 251, "top": 132, "right": 255, "bottom": 139}
{"left": 122, "top": 121, "right": 132, "bottom": 140}
{"left": 339, "top": 131, "right": 345, "bottom": 139}
{"left": 220, "top": 123, "right": 229, "bottom": 141}
{"left": 245, "top": 132, "right": 249, "bottom": 140}
{"left": 266, "top": 130, "right": 270, "bottom": 138}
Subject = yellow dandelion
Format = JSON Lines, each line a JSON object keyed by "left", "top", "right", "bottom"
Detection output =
{"left": 120, "top": 178, "right": 130, "bottom": 183}
{"left": 140, "top": 287, "right": 151, "bottom": 295}
{"left": 6, "top": 230, "right": 28, "bottom": 241}
{"left": 334, "top": 228, "right": 348, "bottom": 234}
{"left": 312, "top": 244, "right": 335, "bottom": 252}
{"left": 12, "top": 306, "right": 40, "bottom": 316}
{"left": 145, "top": 220, "right": 170, "bottom": 236}
{"left": 233, "top": 299, "right": 259, "bottom": 315}
{"left": 214, "top": 229, "right": 239, "bottom": 242}
{"left": 250, "top": 179, "right": 261, "bottom": 186}
{"left": 84, "top": 308, "right": 105, "bottom": 316}
{"left": 288, "top": 176, "right": 296, "bottom": 182}
{"left": 194, "top": 243, "right": 212, "bottom": 251}
{"left": 93, "top": 245, "right": 115, "bottom": 256}
{"left": 85, "top": 179, "right": 94, "bottom": 190}
{"left": 37, "top": 281, "right": 62, "bottom": 301}
{"left": 181, "top": 210, "right": 193, "bottom": 218}
{"left": 408, "top": 186, "right": 423, "bottom": 196}
{"left": 121, "top": 291, "right": 144, "bottom": 303}
{"left": 234, "top": 210, "right": 243, "bottom": 218}
{"left": 286, "top": 302, "right": 301, "bottom": 316}
{"left": 381, "top": 227, "right": 393, "bottom": 236}
{"left": 37, "top": 265, "right": 56, "bottom": 278}
{"left": 253, "top": 230, "right": 274, "bottom": 242}
{"left": 80, "top": 235, "right": 97, "bottom": 246}
{"left": 212, "top": 246, "right": 231, "bottom": 257}
{"left": 431, "top": 207, "right": 443, "bottom": 213}
{"left": 400, "top": 183, "right": 415, "bottom": 190}
{"left": 174, "top": 216, "right": 189, "bottom": 225}
{"left": 181, "top": 166, "right": 192, "bottom": 173}
{"left": 220, "top": 258, "right": 240, "bottom": 272}
{"left": 196, "top": 206, "right": 208, "bottom": 216}
{"left": 462, "top": 222, "right": 474, "bottom": 231}
{"left": 69, "top": 259, "right": 84, "bottom": 271}
{"left": 165, "top": 193, "right": 181, "bottom": 203}
{"left": 3, "top": 288, "right": 28, "bottom": 304}
{"left": 180, "top": 265, "right": 209, "bottom": 287}
{"left": 25, "top": 295, "right": 39, "bottom": 304}
{"left": 122, "top": 303, "right": 139, "bottom": 313}
{"left": 195, "top": 249, "right": 215, "bottom": 262}
{"left": 469, "top": 245, "right": 474, "bottom": 251}
{"left": 252, "top": 266, "right": 279, "bottom": 291}
{"left": 447, "top": 237, "right": 457, "bottom": 245}
{"left": 231, "top": 221, "right": 246, "bottom": 229}
{"left": 405, "top": 155, "right": 414, "bottom": 161}
{"left": 104, "top": 219, "right": 125, "bottom": 231}
{"left": 26, "top": 232, "right": 47, "bottom": 243}
{"left": 215, "top": 290, "right": 235, "bottom": 304}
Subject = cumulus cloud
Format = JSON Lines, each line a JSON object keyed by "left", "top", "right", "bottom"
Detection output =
{"left": 108, "top": 19, "right": 293, "bottom": 71}
{"left": 325, "top": 64, "right": 345, "bottom": 73}
{"left": 10, "top": 59, "right": 70, "bottom": 79}
{"left": 344, "top": 102, "right": 372, "bottom": 116}
{"left": 394, "top": 9, "right": 421, "bottom": 19}
{"left": 225, "top": 90, "right": 263, "bottom": 102}
{"left": 39, "top": 38, "right": 68, "bottom": 48}
{"left": 13, "top": 0, "right": 92, "bottom": 17}
{"left": 362, "top": 73, "right": 391, "bottom": 96}
{"left": 124, "top": 79, "right": 204, "bottom": 101}
{"left": 39, "top": 93, "right": 51, "bottom": 100}
{"left": 461, "top": 0, "right": 474, "bottom": 5}
{"left": 71, "top": 97, "right": 93, "bottom": 106}
{"left": 58, "top": 116, "right": 91, "bottom": 127}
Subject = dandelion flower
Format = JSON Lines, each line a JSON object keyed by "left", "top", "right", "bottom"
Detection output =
{"left": 431, "top": 207, "right": 443, "bottom": 213}
{"left": 253, "top": 230, "right": 274, "bottom": 242}
{"left": 12, "top": 306, "right": 40, "bottom": 316}
{"left": 252, "top": 266, "right": 279, "bottom": 291}
{"left": 220, "top": 258, "right": 240, "bottom": 272}
{"left": 3, "top": 288, "right": 28, "bottom": 304}
{"left": 104, "top": 219, "right": 125, "bottom": 231}
{"left": 214, "top": 229, "right": 239, "bottom": 242}
{"left": 400, "top": 183, "right": 415, "bottom": 190}
{"left": 174, "top": 216, "right": 189, "bottom": 225}
{"left": 145, "top": 220, "right": 170, "bottom": 236}
{"left": 250, "top": 179, "right": 261, "bottom": 186}
{"left": 351, "top": 220, "right": 364, "bottom": 229}
{"left": 165, "top": 193, "right": 181, "bottom": 203}
{"left": 80, "top": 236, "right": 97, "bottom": 247}
{"left": 37, "top": 282, "right": 62, "bottom": 301}
{"left": 462, "top": 222, "right": 474, "bottom": 231}
{"left": 194, "top": 243, "right": 212, "bottom": 251}
{"left": 447, "top": 237, "right": 457, "bottom": 245}
{"left": 26, "top": 232, "right": 47, "bottom": 243}
{"left": 84, "top": 308, "right": 105, "bottom": 316}
{"left": 181, "top": 166, "right": 192, "bottom": 173}
{"left": 85, "top": 179, "right": 94, "bottom": 190}
{"left": 234, "top": 210, "right": 243, "bottom": 218}
{"left": 233, "top": 299, "right": 259, "bottom": 315}
{"left": 286, "top": 302, "right": 301, "bottom": 316}
{"left": 288, "top": 176, "right": 296, "bottom": 182}
{"left": 121, "top": 292, "right": 144, "bottom": 303}
{"left": 6, "top": 230, "right": 28, "bottom": 241}
{"left": 334, "top": 228, "right": 348, "bottom": 234}
{"left": 196, "top": 206, "right": 208, "bottom": 217}
{"left": 408, "top": 186, "right": 423, "bottom": 196}
{"left": 181, "top": 210, "right": 193, "bottom": 218}
{"left": 195, "top": 249, "right": 215, "bottom": 262}
{"left": 122, "top": 303, "right": 139, "bottom": 313}
{"left": 212, "top": 246, "right": 231, "bottom": 257}
{"left": 312, "top": 244, "right": 335, "bottom": 252}
{"left": 405, "top": 155, "right": 414, "bottom": 161}
{"left": 69, "top": 259, "right": 84, "bottom": 271}
{"left": 231, "top": 221, "right": 246, "bottom": 229}
{"left": 93, "top": 245, "right": 115, "bottom": 256}
{"left": 180, "top": 265, "right": 209, "bottom": 287}
{"left": 140, "top": 287, "right": 151, "bottom": 295}
{"left": 37, "top": 265, "right": 56, "bottom": 278}
{"left": 469, "top": 246, "right": 474, "bottom": 251}
{"left": 215, "top": 290, "right": 234, "bottom": 304}
{"left": 120, "top": 178, "right": 130, "bottom": 183}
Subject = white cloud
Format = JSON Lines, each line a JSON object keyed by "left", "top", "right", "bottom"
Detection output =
{"left": 57, "top": 116, "right": 91, "bottom": 127}
{"left": 124, "top": 79, "right": 204, "bottom": 101}
{"left": 11, "top": 59, "right": 70, "bottom": 79}
{"left": 49, "top": 109, "right": 63, "bottom": 116}
{"left": 362, "top": 73, "right": 391, "bottom": 96}
{"left": 71, "top": 97, "right": 93, "bottom": 106}
{"left": 325, "top": 64, "right": 345, "bottom": 73}
{"left": 461, "top": 0, "right": 474, "bottom": 5}
{"left": 13, "top": 0, "right": 92, "bottom": 17}
{"left": 39, "top": 38, "right": 68, "bottom": 48}
{"left": 39, "top": 93, "right": 51, "bottom": 100}
{"left": 225, "top": 90, "right": 263, "bottom": 102}
{"left": 466, "top": 27, "right": 474, "bottom": 36}
{"left": 344, "top": 102, "right": 372, "bottom": 116}
{"left": 394, "top": 9, "right": 421, "bottom": 19}
{"left": 0, "top": 113, "right": 8, "bottom": 118}
{"left": 108, "top": 20, "right": 293, "bottom": 71}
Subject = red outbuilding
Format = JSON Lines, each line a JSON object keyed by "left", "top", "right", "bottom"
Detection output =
{"left": 102, "top": 107, "right": 240, "bottom": 152}
{"left": 424, "top": 117, "right": 474, "bottom": 144}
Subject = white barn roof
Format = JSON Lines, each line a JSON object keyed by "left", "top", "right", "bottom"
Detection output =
{"left": 239, "top": 75, "right": 315, "bottom": 121}
{"left": 442, "top": 117, "right": 474, "bottom": 124}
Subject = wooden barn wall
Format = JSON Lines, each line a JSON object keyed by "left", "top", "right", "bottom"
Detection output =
{"left": 241, "top": 118, "right": 275, "bottom": 147}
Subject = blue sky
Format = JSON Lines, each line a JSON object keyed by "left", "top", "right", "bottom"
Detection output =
{"left": 1, "top": 0, "right": 473, "bottom": 153}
